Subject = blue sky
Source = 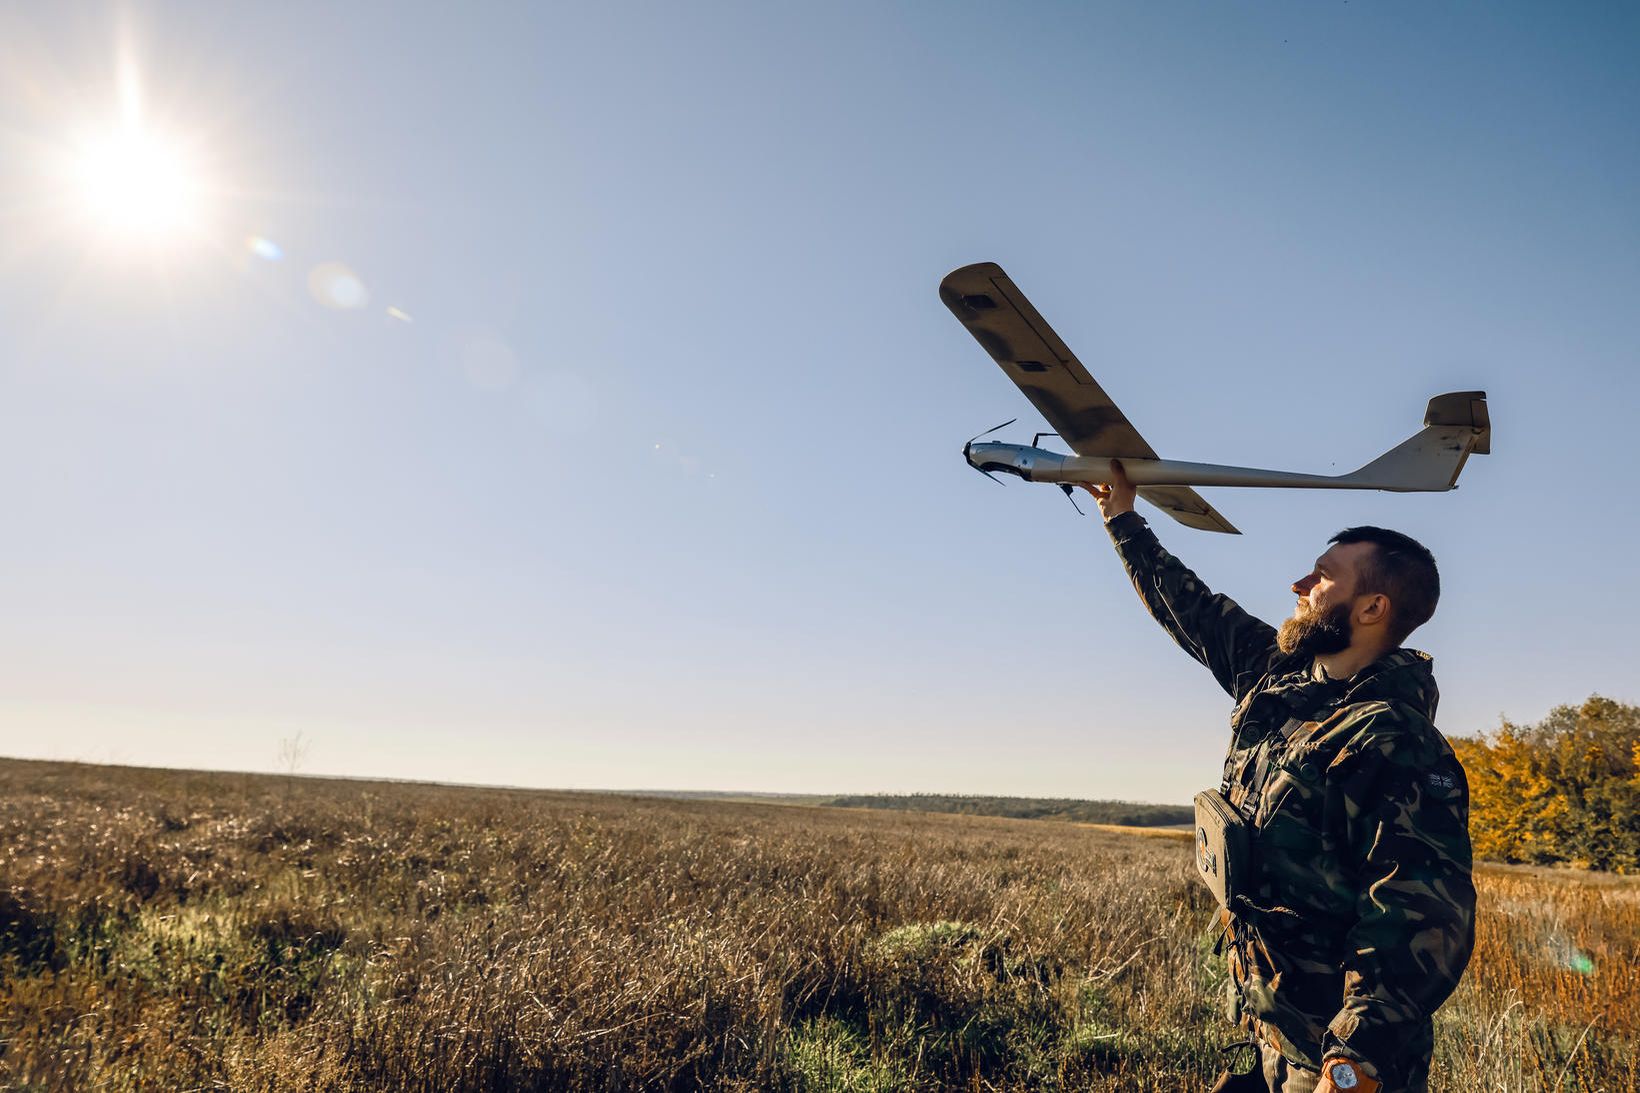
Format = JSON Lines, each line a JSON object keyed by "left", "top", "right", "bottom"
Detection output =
{"left": 0, "top": 3, "right": 1635, "bottom": 803}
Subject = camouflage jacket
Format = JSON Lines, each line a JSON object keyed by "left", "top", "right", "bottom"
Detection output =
{"left": 1105, "top": 512, "right": 1476, "bottom": 1087}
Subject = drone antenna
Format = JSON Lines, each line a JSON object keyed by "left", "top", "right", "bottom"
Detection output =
{"left": 1059, "top": 483, "right": 1086, "bottom": 515}
{"left": 1032, "top": 431, "right": 1061, "bottom": 448}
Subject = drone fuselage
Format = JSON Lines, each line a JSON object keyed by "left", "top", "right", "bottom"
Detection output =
{"left": 966, "top": 441, "right": 1464, "bottom": 494}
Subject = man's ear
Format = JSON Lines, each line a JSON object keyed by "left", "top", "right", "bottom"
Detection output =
{"left": 1355, "top": 593, "right": 1391, "bottom": 630}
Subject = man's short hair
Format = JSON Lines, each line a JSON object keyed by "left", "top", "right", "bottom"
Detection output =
{"left": 1330, "top": 526, "right": 1440, "bottom": 645}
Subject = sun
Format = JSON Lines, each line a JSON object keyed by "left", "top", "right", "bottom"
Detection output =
{"left": 69, "top": 122, "right": 210, "bottom": 240}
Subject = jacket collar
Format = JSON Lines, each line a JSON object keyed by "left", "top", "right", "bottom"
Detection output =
{"left": 1336, "top": 648, "right": 1439, "bottom": 720}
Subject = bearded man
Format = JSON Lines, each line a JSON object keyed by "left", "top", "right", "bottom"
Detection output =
{"left": 1086, "top": 461, "right": 1476, "bottom": 1093}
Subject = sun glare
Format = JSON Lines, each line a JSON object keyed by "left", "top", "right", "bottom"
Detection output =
{"left": 70, "top": 124, "right": 208, "bottom": 239}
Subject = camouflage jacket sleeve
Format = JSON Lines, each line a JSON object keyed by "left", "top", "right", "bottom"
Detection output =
{"left": 1322, "top": 707, "right": 1478, "bottom": 1076}
{"left": 1104, "top": 511, "right": 1279, "bottom": 701}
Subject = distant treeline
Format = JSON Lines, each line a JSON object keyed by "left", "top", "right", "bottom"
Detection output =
{"left": 1453, "top": 695, "right": 1640, "bottom": 873}
{"left": 820, "top": 794, "right": 1192, "bottom": 827}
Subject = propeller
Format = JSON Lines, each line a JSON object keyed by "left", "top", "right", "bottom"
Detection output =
{"left": 963, "top": 418, "right": 1016, "bottom": 485}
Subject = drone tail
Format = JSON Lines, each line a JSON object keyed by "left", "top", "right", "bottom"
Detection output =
{"left": 1344, "top": 391, "right": 1491, "bottom": 492}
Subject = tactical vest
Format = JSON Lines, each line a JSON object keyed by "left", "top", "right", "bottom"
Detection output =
{"left": 1193, "top": 662, "right": 1344, "bottom": 916}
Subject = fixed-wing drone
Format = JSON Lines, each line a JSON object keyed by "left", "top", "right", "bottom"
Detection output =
{"left": 944, "top": 262, "right": 1491, "bottom": 534}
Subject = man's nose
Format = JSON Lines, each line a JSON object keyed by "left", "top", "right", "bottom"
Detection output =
{"left": 1292, "top": 574, "right": 1315, "bottom": 595}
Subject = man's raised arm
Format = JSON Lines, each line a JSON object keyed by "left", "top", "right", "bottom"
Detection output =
{"left": 1087, "top": 461, "right": 1279, "bottom": 702}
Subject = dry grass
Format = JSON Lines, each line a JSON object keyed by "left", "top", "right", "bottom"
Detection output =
{"left": 0, "top": 759, "right": 1634, "bottom": 1091}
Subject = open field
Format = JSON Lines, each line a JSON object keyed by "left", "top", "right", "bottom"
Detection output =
{"left": 2, "top": 759, "right": 1636, "bottom": 1091}
{"left": 618, "top": 792, "right": 1194, "bottom": 828}
{"left": 818, "top": 796, "right": 1193, "bottom": 827}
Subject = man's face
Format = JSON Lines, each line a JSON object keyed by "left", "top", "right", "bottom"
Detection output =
{"left": 1276, "top": 541, "right": 1373, "bottom": 657}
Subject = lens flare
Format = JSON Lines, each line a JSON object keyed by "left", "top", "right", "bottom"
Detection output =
{"left": 1546, "top": 931, "right": 1597, "bottom": 976}
{"left": 307, "top": 262, "right": 370, "bottom": 310}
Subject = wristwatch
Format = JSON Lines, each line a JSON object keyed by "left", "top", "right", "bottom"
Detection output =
{"left": 1322, "top": 1057, "right": 1380, "bottom": 1092}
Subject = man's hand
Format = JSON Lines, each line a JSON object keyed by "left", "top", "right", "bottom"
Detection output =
{"left": 1083, "top": 459, "right": 1136, "bottom": 522}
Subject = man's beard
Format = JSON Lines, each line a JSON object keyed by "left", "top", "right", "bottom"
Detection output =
{"left": 1277, "top": 600, "right": 1353, "bottom": 657}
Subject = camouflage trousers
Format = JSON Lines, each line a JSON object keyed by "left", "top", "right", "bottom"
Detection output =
{"left": 1258, "top": 1042, "right": 1319, "bottom": 1093}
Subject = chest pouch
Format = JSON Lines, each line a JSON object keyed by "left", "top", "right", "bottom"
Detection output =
{"left": 1194, "top": 677, "right": 1342, "bottom": 911}
{"left": 1192, "top": 787, "right": 1250, "bottom": 912}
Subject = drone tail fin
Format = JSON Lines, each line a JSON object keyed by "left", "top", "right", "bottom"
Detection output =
{"left": 1344, "top": 391, "right": 1491, "bottom": 492}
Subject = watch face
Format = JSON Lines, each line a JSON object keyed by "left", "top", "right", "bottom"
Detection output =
{"left": 1328, "top": 1061, "right": 1360, "bottom": 1089}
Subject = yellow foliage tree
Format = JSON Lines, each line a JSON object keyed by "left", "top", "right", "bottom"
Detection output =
{"left": 1452, "top": 695, "right": 1640, "bottom": 872}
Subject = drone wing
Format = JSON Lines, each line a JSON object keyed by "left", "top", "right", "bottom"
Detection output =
{"left": 1131, "top": 485, "right": 1240, "bottom": 534}
{"left": 941, "top": 262, "right": 1239, "bottom": 534}
{"left": 941, "top": 262, "right": 1154, "bottom": 457}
